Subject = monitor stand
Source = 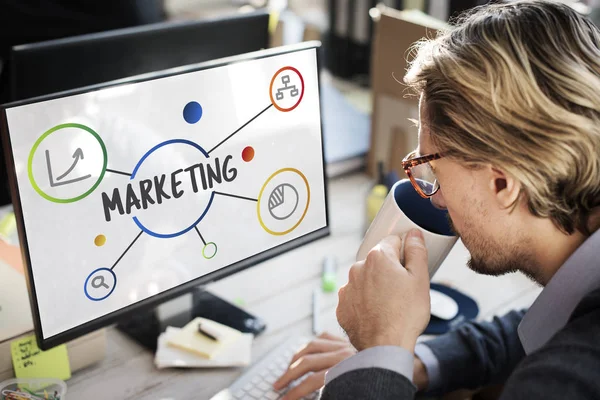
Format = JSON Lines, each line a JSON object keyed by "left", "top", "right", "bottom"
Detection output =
{"left": 116, "top": 287, "right": 266, "bottom": 351}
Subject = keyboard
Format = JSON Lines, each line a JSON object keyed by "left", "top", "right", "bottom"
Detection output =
{"left": 210, "top": 335, "right": 320, "bottom": 400}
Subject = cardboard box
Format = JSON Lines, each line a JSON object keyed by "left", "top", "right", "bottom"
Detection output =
{"left": 270, "top": 17, "right": 285, "bottom": 48}
{"left": 389, "top": 124, "right": 413, "bottom": 176}
{"left": 367, "top": 6, "right": 449, "bottom": 177}
{"left": 303, "top": 23, "right": 322, "bottom": 42}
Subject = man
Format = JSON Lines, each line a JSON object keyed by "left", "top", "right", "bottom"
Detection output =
{"left": 273, "top": 0, "right": 600, "bottom": 398}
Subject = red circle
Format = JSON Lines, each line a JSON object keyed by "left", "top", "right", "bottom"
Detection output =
{"left": 269, "top": 66, "right": 305, "bottom": 112}
{"left": 242, "top": 146, "right": 254, "bottom": 162}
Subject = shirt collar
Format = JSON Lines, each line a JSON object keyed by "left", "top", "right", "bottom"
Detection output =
{"left": 518, "top": 228, "right": 600, "bottom": 354}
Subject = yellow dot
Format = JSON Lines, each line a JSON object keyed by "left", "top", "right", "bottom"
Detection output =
{"left": 94, "top": 234, "right": 106, "bottom": 246}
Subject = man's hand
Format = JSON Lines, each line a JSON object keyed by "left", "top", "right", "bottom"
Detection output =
{"left": 336, "top": 229, "right": 431, "bottom": 352}
{"left": 273, "top": 332, "right": 356, "bottom": 400}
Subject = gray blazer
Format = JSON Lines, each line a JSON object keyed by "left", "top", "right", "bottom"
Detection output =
{"left": 320, "top": 287, "right": 600, "bottom": 399}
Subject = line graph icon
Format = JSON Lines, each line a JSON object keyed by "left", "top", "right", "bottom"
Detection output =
{"left": 28, "top": 123, "right": 107, "bottom": 203}
{"left": 45, "top": 148, "right": 91, "bottom": 187}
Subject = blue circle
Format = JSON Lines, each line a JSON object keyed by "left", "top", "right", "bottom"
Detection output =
{"left": 130, "top": 139, "right": 209, "bottom": 179}
{"left": 183, "top": 101, "right": 203, "bottom": 124}
{"left": 84, "top": 268, "right": 117, "bottom": 301}
{"left": 132, "top": 192, "right": 215, "bottom": 238}
{"left": 130, "top": 139, "right": 216, "bottom": 238}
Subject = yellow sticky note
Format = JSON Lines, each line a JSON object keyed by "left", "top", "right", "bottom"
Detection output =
{"left": 167, "top": 317, "right": 242, "bottom": 359}
{"left": 11, "top": 335, "right": 71, "bottom": 380}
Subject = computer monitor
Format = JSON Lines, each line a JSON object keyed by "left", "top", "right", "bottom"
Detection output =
{"left": 0, "top": 41, "right": 329, "bottom": 350}
{"left": 8, "top": 10, "right": 270, "bottom": 102}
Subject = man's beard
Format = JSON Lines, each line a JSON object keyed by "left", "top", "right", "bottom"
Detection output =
{"left": 446, "top": 214, "right": 541, "bottom": 283}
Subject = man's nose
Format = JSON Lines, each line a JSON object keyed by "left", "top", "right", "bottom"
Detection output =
{"left": 430, "top": 191, "right": 447, "bottom": 210}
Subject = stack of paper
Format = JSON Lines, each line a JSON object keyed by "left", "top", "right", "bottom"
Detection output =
{"left": 155, "top": 317, "right": 253, "bottom": 369}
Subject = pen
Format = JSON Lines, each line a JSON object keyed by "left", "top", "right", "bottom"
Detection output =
{"left": 198, "top": 323, "right": 220, "bottom": 341}
{"left": 312, "top": 288, "right": 321, "bottom": 335}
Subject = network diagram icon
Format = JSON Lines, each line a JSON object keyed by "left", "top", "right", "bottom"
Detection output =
{"left": 26, "top": 65, "right": 311, "bottom": 302}
{"left": 275, "top": 75, "right": 299, "bottom": 101}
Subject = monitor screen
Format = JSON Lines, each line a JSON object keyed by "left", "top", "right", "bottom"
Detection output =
{"left": 1, "top": 42, "right": 329, "bottom": 349}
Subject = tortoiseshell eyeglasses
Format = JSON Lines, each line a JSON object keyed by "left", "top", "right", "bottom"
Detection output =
{"left": 401, "top": 150, "right": 443, "bottom": 198}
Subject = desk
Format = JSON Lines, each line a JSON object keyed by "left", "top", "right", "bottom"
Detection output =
{"left": 65, "top": 172, "right": 541, "bottom": 399}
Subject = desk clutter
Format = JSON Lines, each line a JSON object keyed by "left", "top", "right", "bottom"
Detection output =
{"left": 154, "top": 318, "right": 254, "bottom": 369}
{"left": 0, "top": 378, "right": 66, "bottom": 400}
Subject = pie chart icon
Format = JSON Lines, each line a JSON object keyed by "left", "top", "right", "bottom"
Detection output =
{"left": 257, "top": 168, "right": 310, "bottom": 236}
{"left": 268, "top": 183, "right": 299, "bottom": 220}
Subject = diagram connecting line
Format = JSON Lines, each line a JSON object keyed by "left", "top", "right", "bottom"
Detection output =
{"left": 207, "top": 103, "right": 273, "bottom": 155}
{"left": 193, "top": 226, "right": 207, "bottom": 246}
{"left": 214, "top": 191, "right": 258, "bottom": 202}
{"left": 106, "top": 168, "right": 132, "bottom": 177}
{"left": 110, "top": 230, "right": 143, "bottom": 270}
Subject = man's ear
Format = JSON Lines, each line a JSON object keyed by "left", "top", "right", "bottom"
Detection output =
{"left": 489, "top": 167, "right": 521, "bottom": 208}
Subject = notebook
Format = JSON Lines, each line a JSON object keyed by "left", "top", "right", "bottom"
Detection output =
{"left": 156, "top": 326, "right": 252, "bottom": 369}
{"left": 166, "top": 317, "right": 243, "bottom": 359}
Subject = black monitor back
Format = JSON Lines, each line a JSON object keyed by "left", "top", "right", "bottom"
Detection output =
{"left": 9, "top": 10, "right": 270, "bottom": 101}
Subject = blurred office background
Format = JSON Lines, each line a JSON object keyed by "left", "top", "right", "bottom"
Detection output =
{"left": 0, "top": 0, "right": 595, "bottom": 206}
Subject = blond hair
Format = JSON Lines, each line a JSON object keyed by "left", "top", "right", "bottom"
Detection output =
{"left": 404, "top": 0, "right": 600, "bottom": 235}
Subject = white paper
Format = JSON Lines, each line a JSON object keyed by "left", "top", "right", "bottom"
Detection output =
{"left": 154, "top": 327, "right": 253, "bottom": 369}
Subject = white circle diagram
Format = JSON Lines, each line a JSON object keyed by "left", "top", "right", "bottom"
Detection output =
{"left": 29, "top": 124, "right": 107, "bottom": 203}
{"left": 129, "top": 141, "right": 214, "bottom": 238}
{"left": 202, "top": 242, "right": 218, "bottom": 259}
{"left": 258, "top": 168, "right": 310, "bottom": 236}
{"left": 270, "top": 67, "right": 304, "bottom": 112}
{"left": 84, "top": 268, "right": 117, "bottom": 301}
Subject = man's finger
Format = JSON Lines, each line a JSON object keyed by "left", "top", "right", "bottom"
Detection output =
{"left": 289, "top": 338, "right": 349, "bottom": 365}
{"left": 403, "top": 229, "right": 428, "bottom": 279}
{"left": 375, "top": 235, "right": 403, "bottom": 262}
{"left": 281, "top": 370, "right": 326, "bottom": 400}
{"left": 348, "top": 262, "right": 363, "bottom": 284}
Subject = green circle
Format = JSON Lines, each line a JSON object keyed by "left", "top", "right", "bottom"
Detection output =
{"left": 28, "top": 123, "right": 107, "bottom": 204}
{"left": 202, "top": 242, "right": 218, "bottom": 259}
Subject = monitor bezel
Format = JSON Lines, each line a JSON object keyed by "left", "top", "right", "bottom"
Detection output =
{"left": 0, "top": 41, "right": 330, "bottom": 350}
{"left": 8, "top": 9, "right": 271, "bottom": 102}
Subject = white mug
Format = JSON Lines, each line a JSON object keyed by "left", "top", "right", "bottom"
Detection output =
{"left": 357, "top": 179, "right": 458, "bottom": 278}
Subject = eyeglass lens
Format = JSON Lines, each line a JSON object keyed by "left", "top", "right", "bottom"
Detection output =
{"left": 411, "top": 162, "right": 439, "bottom": 195}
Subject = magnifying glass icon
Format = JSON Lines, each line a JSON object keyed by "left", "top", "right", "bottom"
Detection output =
{"left": 92, "top": 275, "right": 109, "bottom": 289}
